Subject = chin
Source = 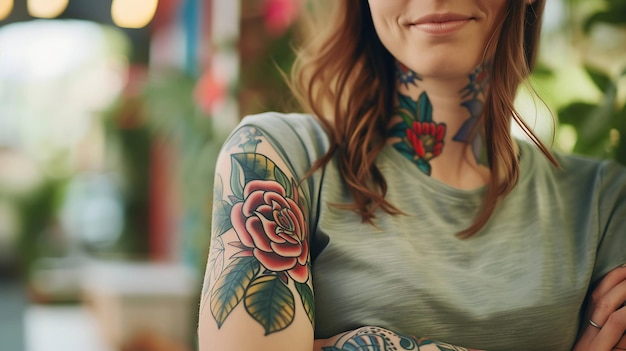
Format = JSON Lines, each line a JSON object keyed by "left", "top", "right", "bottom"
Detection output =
{"left": 401, "top": 43, "right": 486, "bottom": 77}
{"left": 414, "top": 58, "right": 482, "bottom": 80}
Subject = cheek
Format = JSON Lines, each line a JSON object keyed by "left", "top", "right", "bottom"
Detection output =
{"left": 367, "top": 0, "right": 404, "bottom": 34}
{"left": 367, "top": 2, "right": 407, "bottom": 56}
{"left": 484, "top": 0, "right": 508, "bottom": 34}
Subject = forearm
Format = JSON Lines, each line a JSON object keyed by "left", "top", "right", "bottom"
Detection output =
{"left": 314, "top": 326, "right": 484, "bottom": 351}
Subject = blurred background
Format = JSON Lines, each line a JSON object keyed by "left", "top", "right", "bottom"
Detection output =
{"left": 0, "top": 0, "right": 624, "bottom": 350}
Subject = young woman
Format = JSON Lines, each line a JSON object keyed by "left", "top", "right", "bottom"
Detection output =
{"left": 198, "top": 0, "right": 626, "bottom": 350}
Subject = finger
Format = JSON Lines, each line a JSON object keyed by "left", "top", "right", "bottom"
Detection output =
{"left": 591, "top": 280, "right": 626, "bottom": 328}
{"left": 615, "top": 334, "right": 626, "bottom": 350}
{"left": 593, "top": 264, "right": 626, "bottom": 303}
{"left": 593, "top": 307, "right": 626, "bottom": 351}
{"left": 615, "top": 330, "right": 626, "bottom": 349}
{"left": 576, "top": 318, "right": 602, "bottom": 349}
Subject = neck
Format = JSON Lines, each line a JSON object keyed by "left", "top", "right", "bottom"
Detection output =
{"left": 387, "top": 61, "right": 491, "bottom": 187}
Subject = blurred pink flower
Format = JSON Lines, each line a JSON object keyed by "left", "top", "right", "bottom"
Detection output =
{"left": 263, "top": 0, "right": 301, "bottom": 36}
{"left": 194, "top": 71, "right": 227, "bottom": 116}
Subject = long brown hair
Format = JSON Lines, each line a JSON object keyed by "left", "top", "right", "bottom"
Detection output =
{"left": 290, "top": 0, "right": 558, "bottom": 238}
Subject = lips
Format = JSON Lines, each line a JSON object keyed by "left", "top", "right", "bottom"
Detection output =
{"left": 412, "top": 13, "right": 474, "bottom": 25}
{"left": 408, "top": 13, "right": 475, "bottom": 35}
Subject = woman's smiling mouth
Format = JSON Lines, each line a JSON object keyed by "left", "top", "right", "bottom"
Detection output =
{"left": 410, "top": 13, "right": 476, "bottom": 36}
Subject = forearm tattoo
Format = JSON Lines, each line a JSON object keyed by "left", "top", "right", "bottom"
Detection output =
{"left": 324, "top": 327, "right": 481, "bottom": 351}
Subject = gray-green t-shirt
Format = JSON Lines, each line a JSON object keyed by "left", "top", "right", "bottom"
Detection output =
{"left": 237, "top": 112, "right": 626, "bottom": 351}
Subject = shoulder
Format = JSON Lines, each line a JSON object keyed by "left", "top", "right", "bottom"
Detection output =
{"left": 238, "top": 112, "right": 326, "bottom": 139}
{"left": 518, "top": 140, "right": 625, "bottom": 186}
{"left": 555, "top": 149, "right": 626, "bottom": 189}
{"left": 517, "top": 141, "right": 626, "bottom": 217}
{"left": 229, "top": 112, "right": 330, "bottom": 174}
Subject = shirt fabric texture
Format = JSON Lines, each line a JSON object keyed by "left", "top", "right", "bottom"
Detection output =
{"left": 235, "top": 112, "right": 626, "bottom": 351}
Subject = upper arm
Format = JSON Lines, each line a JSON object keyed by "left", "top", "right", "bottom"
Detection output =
{"left": 199, "top": 126, "right": 315, "bottom": 351}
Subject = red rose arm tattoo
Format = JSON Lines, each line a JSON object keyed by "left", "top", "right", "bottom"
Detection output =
{"left": 199, "top": 127, "right": 314, "bottom": 350}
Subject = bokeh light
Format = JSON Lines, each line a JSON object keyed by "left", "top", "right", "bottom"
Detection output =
{"left": 0, "top": 0, "right": 13, "bottom": 21}
{"left": 111, "top": 0, "right": 159, "bottom": 29}
{"left": 27, "top": 0, "right": 69, "bottom": 19}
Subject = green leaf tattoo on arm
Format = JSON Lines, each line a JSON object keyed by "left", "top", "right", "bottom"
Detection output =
{"left": 244, "top": 274, "right": 296, "bottom": 335}
{"left": 211, "top": 256, "right": 261, "bottom": 327}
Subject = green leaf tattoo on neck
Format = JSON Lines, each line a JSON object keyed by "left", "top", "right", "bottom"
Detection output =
{"left": 389, "top": 92, "right": 447, "bottom": 175}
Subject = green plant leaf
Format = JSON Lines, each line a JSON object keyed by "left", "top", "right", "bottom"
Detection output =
{"left": 531, "top": 63, "right": 555, "bottom": 78}
{"left": 583, "top": 10, "right": 626, "bottom": 34}
{"left": 244, "top": 275, "right": 296, "bottom": 335}
{"left": 558, "top": 102, "right": 597, "bottom": 127}
{"left": 230, "top": 157, "right": 244, "bottom": 199}
{"left": 212, "top": 200, "right": 233, "bottom": 237}
{"left": 232, "top": 153, "right": 280, "bottom": 183}
{"left": 585, "top": 65, "right": 614, "bottom": 93}
{"left": 295, "top": 282, "right": 315, "bottom": 324}
{"left": 614, "top": 133, "right": 626, "bottom": 166}
{"left": 210, "top": 257, "right": 260, "bottom": 327}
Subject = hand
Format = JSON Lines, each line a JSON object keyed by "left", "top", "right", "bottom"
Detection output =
{"left": 574, "top": 264, "right": 626, "bottom": 351}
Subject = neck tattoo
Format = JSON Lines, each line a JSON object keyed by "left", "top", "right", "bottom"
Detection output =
{"left": 454, "top": 62, "right": 490, "bottom": 166}
{"left": 388, "top": 61, "right": 490, "bottom": 176}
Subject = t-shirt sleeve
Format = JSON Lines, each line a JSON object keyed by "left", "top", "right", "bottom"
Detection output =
{"left": 593, "top": 159, "right": 626, "bottom": 281}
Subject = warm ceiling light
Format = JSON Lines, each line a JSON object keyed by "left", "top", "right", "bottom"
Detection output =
{"left": 27, "top": 0, "right": 69, "bottom": 19}
{"left": 111, "top": 0, "right": 159, "bottom": 29}
{"left": 0, "top": 0, "right": 13, "bottom": 21}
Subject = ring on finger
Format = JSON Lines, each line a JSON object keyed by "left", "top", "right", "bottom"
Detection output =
{"left": 588, "top": 319, "right": 603, "bottom": 329}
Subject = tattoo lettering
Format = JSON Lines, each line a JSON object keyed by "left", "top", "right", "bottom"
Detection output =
{"left": 454, "top": 63, "right": 490, "bottom": 165}
{"left": 207, "top": 127, "right": 313, "bottom": 335}
{"left": 396, "top": 61, "right": 423, "bottom": 88}
{"left": 389, "top": 92, "right": 447, "bottom": 175}
{"left": 324, "top": 327, "right": 480, "bottom": 351}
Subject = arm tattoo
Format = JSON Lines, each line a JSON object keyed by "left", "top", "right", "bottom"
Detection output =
{"left": 206, "top": 127, "right": 314, "bottom": 335}
{"left": 324, "top": 327, "right": 481, "bottom": 351}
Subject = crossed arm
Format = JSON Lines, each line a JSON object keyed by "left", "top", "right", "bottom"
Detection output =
{"left": 197, "top": 126, "right": 626, "bottom": 351}
{"left": 575, "top": 265, "right": 626, "bottom": 351}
